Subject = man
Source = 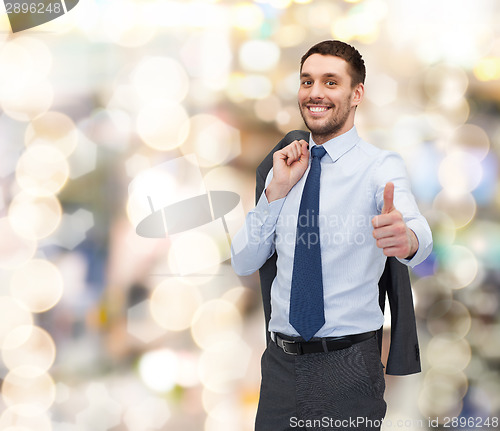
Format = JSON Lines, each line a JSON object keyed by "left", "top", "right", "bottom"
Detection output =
{"left": 231, "top": 40, "right": 432, "bottom": 430}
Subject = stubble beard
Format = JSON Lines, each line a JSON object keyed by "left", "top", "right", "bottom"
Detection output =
{"left": 299, "top": 101, "right": 352, "bottom": 144}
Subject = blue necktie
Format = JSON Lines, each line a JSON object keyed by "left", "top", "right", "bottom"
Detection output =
{"left": 289, "top": 145, "right": 327, "bottom": 341}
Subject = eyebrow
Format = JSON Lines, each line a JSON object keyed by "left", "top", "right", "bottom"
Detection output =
{"left": 300, "top": 72, "right": 342, "bottom": 80}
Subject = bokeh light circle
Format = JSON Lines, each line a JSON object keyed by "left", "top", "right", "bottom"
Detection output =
{"left": 0, "top": 41, "right": 32, "bottom": 99}
{"left": 132, "top": 56, "right": 189, "bottom": 103}
{"left": 419, "top": 367, "right": 467, "bottom": 420}
{"left": 2, "top": 81, "right": 53, "bottom": 122}
{"left": 8, "top": 192, "right": 62, "bottom": 240}
{"left": 433, "top": 190, "right": 476, "bottom": 229}
{"left": 136, "top": 101, "right": 190, "bottom": 151}
{"left": 239, "top": 40, "right": 280, "bottom": 72}
{"left": 436, "top": 245, "right": 479, "bottom": 290}
{"left": 202, "top": 388, "right": 227, "bottom": 415}
{"left": 203, "top": 166, "right": 247, "bottom": 197}
{"left": 427, "top": 336, "right": 472, "bottom": 370}
{"left": 138, "top": 349, "right": 178, "bottom": 392}
{"left": 198, "top": 336, "right": 251, "bottom": 394}
{"left": 0, "top": 408, "right": 52, "bottom": 431}
{"left": 122, "top": 395, "right": 171, "bottom": 431}
{"left": 474, "top": 56, "right": 500, "bottom": 81}
{"left": 13, "top": 37, "right": 52, "bottom": 79}
{"left": 426, "top": 300, "right": 472, "bottom": 340}
{"left": 254, "top": 95, "right": 282, "bottom": 123}
{"left": 1, "top": 426, "right": 31, "bottom": 431}
{"left": 150, "top": 280, "right": 203, "bottom": 331}
{"left": 179, "top": 32, "right": 232, "bottom": 85}
{"left": 175, "top": 351, "right": 200, "bottom": 388}
{"left": 0, "top": 37, "right": 51, "bottom": 105}
{"left": 181, "top": 114, "right": 240, "bottom": 167}
{"left": 204, "top": 403, "right": 240, "bottom": 431}
{"left": 423, "top": 63, "right": 469, "bottom": 107}
{"left": 2, "top": 325, "right": 57, "bottom": 374}
{"left": 449, "top": 124, "right": 491, "bottom": 160}
{"left": 0, "top": 297, "right": 33, "bottom": 346}
{"left": 412, "top": 276, "right": 453, "bottom": 320}
{"left": 10, "top": 259, "right": 64, "bottom": 313}
{"left": 274, "top": 24, "right": 307, "bottom": 47}
{"left": 109, "top": 3, "right": 156, "bottom": 48}
{"left": 168, "top": 231, "right": 221, "bottom": 278}
{"left": 227, "top": 73, "right": 273, "bottom": 102}
{"left": 15, "top": 145, "right": 69, "bottom": 197}
{"left": 422, "top": 209, "right": 456, "bottom": 247}
{"left": 191, "top": 300, "right": 243, "bottom": 350}
{"left": 430, "top": 98, "right": 471, "bottom": 127}
{"left": 126, "top": 167, "right": 176, "bottom": 228}
{"left": 25, "top": 111, "right": 78, "bottom": 157}
{"left": 438, "top": 151, "right": 482, "bottom": 194}
{"left": 230, "top": 3, "right": 264, "bottom": 31}
{"left": 0, "top": 218, "right": 36, "bottom": 269}
{"left": 2, "top": 367, "right": 56, "bottom": 415}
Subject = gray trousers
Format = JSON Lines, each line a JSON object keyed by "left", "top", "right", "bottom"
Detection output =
{"left": 255, "top": 335, "right": 387, "bottom": 431}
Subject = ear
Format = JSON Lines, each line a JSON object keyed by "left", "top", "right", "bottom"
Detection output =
{"left": 351, "top": 83, "right": 364, "bottom": 107}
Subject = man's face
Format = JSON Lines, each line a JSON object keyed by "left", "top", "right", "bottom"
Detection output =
{"left": 298, "top": 54, "right": 363, "bottom": 144}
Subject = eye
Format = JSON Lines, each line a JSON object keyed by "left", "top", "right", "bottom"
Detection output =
{"left": 301, "top": 80, "right": 312, "bottom": 87}
{"left": 326, "top": 80, "right": 336, "bottom": 86}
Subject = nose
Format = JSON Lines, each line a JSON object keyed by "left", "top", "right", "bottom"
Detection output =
{"left": 308, "top": 82, "right": 325, "bottom": 100}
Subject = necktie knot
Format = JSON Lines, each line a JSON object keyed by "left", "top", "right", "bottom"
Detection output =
{"left": 311, "top": 145, "right": 326, "bottom": 160}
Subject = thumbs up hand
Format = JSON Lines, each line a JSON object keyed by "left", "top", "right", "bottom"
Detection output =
{"left": 371, "top": 182, "right": 419, "bottom": 259}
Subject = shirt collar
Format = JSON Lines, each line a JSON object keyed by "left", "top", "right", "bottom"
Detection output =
{"left": 309, "top": 126, "right": 360, "bottom": 163}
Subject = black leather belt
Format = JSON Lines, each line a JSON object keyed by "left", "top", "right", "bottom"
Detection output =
{"left": 273, "top": 331, "right": 376, "bottom": 355}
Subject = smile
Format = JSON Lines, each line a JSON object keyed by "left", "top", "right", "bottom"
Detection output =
{"left": 307, "top": 106, "right": 330, "bottom": 113}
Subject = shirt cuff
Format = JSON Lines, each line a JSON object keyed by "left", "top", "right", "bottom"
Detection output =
{"left": 396, "top": 221, "right": 433, "bottom": 268}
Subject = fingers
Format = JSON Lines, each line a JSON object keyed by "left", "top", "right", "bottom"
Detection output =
{"left": 381, "top": 182, "right": 395, "bottom": 214}
{"left": 286, "top": 140, "right": 301, "bottom": 165}
{"left": 300, "top": 140, "right": 309, "bottom": 158}
{"left": 372, "top": 217, "right": 406, "bottom": 241}
{"left": 372, "top": 210, "right": 415, "bottom": 258}
{"left": 372, "top": 225, "right": 411, "bottom": 257}
{"left": 371, "top": 212, "right": 399, "bottom": 229}
{"left": 275, "top": 139, "right": 309, "bottom": 166}
{"left": 374, "top": 235, "right": 412, "bottom": 258}
{"left": 380, "top": 244, "right": 411, "bottom": 258}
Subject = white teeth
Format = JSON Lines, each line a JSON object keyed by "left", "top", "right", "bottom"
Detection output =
{"left": 309, "top": 106, "right": 328, "bottom": 112}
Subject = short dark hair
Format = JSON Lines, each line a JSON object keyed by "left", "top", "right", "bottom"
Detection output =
{"left": 300, "top": 40, "right": 366, "bottom": 87}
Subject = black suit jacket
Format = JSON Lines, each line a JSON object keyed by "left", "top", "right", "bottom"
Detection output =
{"left": 256, "top": 130, "right": 421, "bottom": 375}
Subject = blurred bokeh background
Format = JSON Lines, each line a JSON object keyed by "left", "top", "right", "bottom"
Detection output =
{"left": 0, "top": 0, "right": 499, "bottom": 430}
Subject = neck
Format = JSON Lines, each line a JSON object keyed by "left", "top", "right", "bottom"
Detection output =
{"left": 312, "top": 123, "right": 354, "bottom": 145}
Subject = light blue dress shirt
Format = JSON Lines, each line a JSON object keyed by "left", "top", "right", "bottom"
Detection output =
{"left": 231, "top": 127, "right": 433, "bottom": 338}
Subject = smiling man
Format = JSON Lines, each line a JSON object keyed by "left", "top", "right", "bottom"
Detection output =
{"left": 231, "top": 40, "right": 432, "bottom": 431}
{"left": 299, "top": 54, "right": 360, "bottom": 141}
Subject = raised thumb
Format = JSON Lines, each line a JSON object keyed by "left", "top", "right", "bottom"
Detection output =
{"left": 381, "top": 182, "right": 395, "bottom": 214}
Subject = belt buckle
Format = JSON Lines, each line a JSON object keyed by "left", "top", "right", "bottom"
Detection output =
{"left": 282, "top": 339, "right": 302, "bottom": 355}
